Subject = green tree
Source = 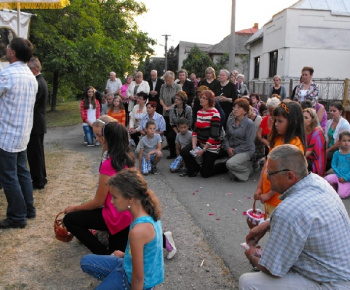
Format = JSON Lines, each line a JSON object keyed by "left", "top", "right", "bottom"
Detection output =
{"left": 28, "top": 0, "right": 155, "bottom": 111}
{"left": 182, "top": 45, "right": 215, "bottom": 78}
{"left": 166, "top": 46, "right": 178, "bottom": 73}
{"left": 139, "top": 57, "right": 164, "bottom": 80}
{"left": 216, "top": 52, "right": 229, "bottom": 71}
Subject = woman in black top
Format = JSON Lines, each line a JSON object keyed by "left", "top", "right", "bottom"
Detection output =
{"left": 176, "top": 69, "right": 195, "bottom": 106}
{"left": 198, "top": 67, "right": 220, "bottom": 92}
{"left": 215, "top": 69, "right": 237, "bottom": 129}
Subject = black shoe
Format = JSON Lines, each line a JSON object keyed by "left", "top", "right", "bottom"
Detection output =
{"left": 166, "top": 154, "right": 176, "bottom": 159}
{"left": 27, "top": 213, "right": 36, "bottom": 219}
{"left": 0, "top": 218, "right": 26, "bottom": 229}
{"left": 33, "top": 183, "right": 45, "bottom": 190}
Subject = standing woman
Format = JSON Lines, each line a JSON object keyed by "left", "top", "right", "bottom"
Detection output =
{"left": 215, "top": 69, "right": 238, "bottom": 129}
{"left": 107, "top": 96, "right": 126, "bottom": 125}
{"left": 127, "top": 71, "right": 150, "bottom": 125}
{"left": 303, "top": 108, "right": 326, "bottom": 176}
{"left": 80, "top": 86, "right": 100, "bottom": 147}
{"left": 168, "top": 91, "right": 192, "bottom": 159}
{"left": 293, "top": 66, "right": 319, "bottom": 107}
{"left": 198, "top": 67, "right": 220, "bottom": 92}
{"left": 120, "top": 75, "right": 133, "bottom": 125}
{"left": 128, "top": 91, "right": 148, "bottom": 147}
{"left": 215, "top": 98, "right": 256, "bottom": 181}
{"left": 325, "top": 102, "right": 350, "bottom": 170}
{"left": 176, "top": 69, "right": 195, "bottom": 106}
{"left": 268, "top": 75, "right": 287, "bottom": 100}
{"left": 181, "top": 90, "right": 221, "bottom": 178}
{"left": 63, "top": 123, "right": 134, "bottom": 255}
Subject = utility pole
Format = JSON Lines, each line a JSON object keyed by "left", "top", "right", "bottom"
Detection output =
{"left": 162, "top": 34, "right": 171, "bottom": 72}
{"left": 229, "top": 0, "right": 236, "bottom": 71}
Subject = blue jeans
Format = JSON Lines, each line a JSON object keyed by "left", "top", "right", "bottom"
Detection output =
{"left": 81, "top": 254, "right": 155, "bottom": 289}
{"left": 81, "top": 254, "right": 130, "bottom": 290}
{"left": 0, "top": 148, "right": 35, "bottom": 223}
{"left": 83, "top": 125, "right": 95, "bottom": 145}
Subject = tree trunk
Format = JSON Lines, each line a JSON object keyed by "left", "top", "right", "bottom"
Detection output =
{"left": 51, "top": 70, "right": 59, "bottom": 111}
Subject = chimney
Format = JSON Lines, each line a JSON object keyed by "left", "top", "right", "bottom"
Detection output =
{"left": 253, "top": 23, "right": 258, "bottom": 29}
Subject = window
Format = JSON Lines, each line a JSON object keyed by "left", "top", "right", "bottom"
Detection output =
{"left": 254, "top": 56, "right": 260, "bottom": 79}
{"left": 269, "top": 50, "right": 278, "bottom": 77}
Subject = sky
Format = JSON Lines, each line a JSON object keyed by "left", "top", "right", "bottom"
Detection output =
{"left": 135, "top": 0, "right": 298, "bottom": 56}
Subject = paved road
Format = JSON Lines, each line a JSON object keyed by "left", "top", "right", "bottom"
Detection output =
{"left": 46, "top": 124, "right": 350, "bottom": 285}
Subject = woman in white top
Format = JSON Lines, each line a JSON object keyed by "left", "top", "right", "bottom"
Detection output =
{"left": 128, "top": 91, "right": 148, "bottom": 146}
{"left": 127, "top": 71, "right": 150, "bottom": 117}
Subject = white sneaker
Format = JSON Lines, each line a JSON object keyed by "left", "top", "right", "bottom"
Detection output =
{"left": 164, "top": 231, "right": 177, "bottom": 259}
{"left": 96, "top": 141, "right": 100, "bottom": 146}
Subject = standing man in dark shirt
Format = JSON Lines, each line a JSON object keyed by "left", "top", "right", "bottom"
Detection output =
{"left": 148, "top": 70, "right": 164, "bottom": 114}
{"left": 27, "top": 57, "right": 49, "bottom": 190}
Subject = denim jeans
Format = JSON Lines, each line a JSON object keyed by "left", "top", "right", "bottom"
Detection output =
{"left": 83, "top": 125, "right": 95, "bottom": 145}
{"left": 81, "top": 254, "right": 154, "bottom": 290}
{"left": 81, "top": 254, "right": 130, "bottom": 290}
{"left": 0, "top": 148, "right": 35, "bottom": 223}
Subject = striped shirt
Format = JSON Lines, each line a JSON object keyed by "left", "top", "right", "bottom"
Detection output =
{"left": 259, "top": 173, "right": 350, "bottom": 282}
{"left": 193, "top": 108, "right": 221, "bottom": 153}
{"left": 0, "top": 61, "right": 38, "bottom": 152}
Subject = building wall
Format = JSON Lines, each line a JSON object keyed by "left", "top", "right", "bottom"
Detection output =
{"left": 248, "top": 8, "right": 350, "bottom": 81}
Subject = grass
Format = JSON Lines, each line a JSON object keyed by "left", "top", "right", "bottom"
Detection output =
{"left": 46, "top": 100, "right": 81, "bottom": 128}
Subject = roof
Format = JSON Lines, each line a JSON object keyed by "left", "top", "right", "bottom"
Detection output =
{"left": 246, "top": 0, "right": 350, "bottom": 45}
{"left": 291, "top": 0, "right": 350, "bottom": 15}
{"left": 235, "top": 27, "right": 259, "bottom": 35}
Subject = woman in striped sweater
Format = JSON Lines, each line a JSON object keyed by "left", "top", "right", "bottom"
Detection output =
{"left": 180, "top": 90, "right": 222, "bottom": 177}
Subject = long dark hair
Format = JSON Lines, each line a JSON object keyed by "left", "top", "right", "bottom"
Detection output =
{"left": 108, "top": 168, "right": 161, "bottom": 221}
{"left": 103, "top": 122, "right": 134, "bottom": 171}
{"left": 269, "top": 101, "right": 306, "bottom": 152}
{"left": 83, "top": 86, "right": 97, "bottom": 110}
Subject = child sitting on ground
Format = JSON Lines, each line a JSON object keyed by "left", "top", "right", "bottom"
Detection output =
{"left": 139, "top": 120, "right": 163, "bottom": 175}
{"left": 325, "top": 131, "right": 350, "bottom": 199}
{"left": 81, "top": 168, "right": 164, "bottom": 289}
{"left": 170, "top": 117, "right": 192, "bottom": 175}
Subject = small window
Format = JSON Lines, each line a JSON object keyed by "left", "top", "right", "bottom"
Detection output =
{"left": 269, "top": 50, "right": 278, "bottom": 77}
{"left": 254, "top": 56, "right": 260, "bottom": 79}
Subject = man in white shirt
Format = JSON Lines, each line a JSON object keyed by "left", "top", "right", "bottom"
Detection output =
{"left": 105, "top": 71, "right": 122, "bottom": 96}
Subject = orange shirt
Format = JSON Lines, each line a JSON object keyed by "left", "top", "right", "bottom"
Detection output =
{"left": 108, "top": 110, "right": 126, "bottom": 125}
{"left": 262, "top": 136, "right": 305, "bottom": 207}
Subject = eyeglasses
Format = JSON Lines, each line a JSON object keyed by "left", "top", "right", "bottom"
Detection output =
{"left": 267, "top": 169, "right": 290, "bottom": 177}
{"left": 175, "top": 97, "right": 182, "bottom": 101}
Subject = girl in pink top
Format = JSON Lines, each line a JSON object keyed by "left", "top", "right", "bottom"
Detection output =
{"left": 63, "top": 122, "right": 134, "bottom": 254}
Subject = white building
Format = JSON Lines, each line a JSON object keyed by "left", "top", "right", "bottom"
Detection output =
{"left": 245, "top": 0, "right": 350, "bottom": 81}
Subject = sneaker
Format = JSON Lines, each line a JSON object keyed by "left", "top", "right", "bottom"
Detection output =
{"left": 96, "top": 141, "right": 100, "bottom": 146}
{"left": 151, "top": 165, "right": 158, "bottom": 175}
{"left": 83, "top": 141, "right": 88, "bottom": 145}
{"left": 179, "top": 168, "right": 188, "bottom": 177}
{"left": 164, "top": 231, "right": 177, "bottom": 259}
{"left": 87, "top": 144, "right": 95, "bottom": 147}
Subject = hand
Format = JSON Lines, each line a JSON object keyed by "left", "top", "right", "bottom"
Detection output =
{"left": 150, "top": 90, "right": 157, "bottom": 95}
{"left": 254, "top": 188, "right": 262, "bottom": 201}
{"left": 64, "top": 205, "right": 76, "bottom": 214}
{"left": 129, "top": 128, "right": 137, "bottom": 134}
{"left": 339, "top": 177, "right": 346, "bottom": 183}
{"left": 244, "top": 245, "right": 257, "bottom": 260}
{"left": 227, "top": 148, "right": 234, "bottom": 157}
{"left": 259, "top": 194, "right": 271, "bottom": 203}
{"left": 246, "top": 220, "right": 270, "bottom": 246}
{"left": 111, "top": 250, "right": 125, "bottom": 258}
{"left": 196, "top": 149, "right": 205, "bottom": 157}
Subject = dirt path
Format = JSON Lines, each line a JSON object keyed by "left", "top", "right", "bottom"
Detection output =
{"left": 0, "top": 126, "right": 236, "bottom": 289}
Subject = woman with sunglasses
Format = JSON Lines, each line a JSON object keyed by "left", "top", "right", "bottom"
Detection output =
{"left": 254, "top": 101, "right": 306, "bottom": 217}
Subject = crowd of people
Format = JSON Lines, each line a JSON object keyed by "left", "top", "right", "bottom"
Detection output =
{"left": 1, "top": 37, "right": 349, "bottom": 289}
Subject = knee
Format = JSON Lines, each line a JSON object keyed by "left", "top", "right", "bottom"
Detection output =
{"left": 239, "top": 273, "right": 255, "bottom": 290}
{"left": 156, "top": 151, "right": 163, "bottom": 158}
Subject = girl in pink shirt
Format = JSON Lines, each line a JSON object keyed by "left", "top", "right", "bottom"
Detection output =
{"left": 63, "top": 122, "right": 134, "bottom": 254}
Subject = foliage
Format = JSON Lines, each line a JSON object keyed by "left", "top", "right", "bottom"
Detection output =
{"left": 27, "top": 0, "right": 155, "bottom": 110}
{"left": 216, "top": 52, "right": 229, "bottom": 71}
{"left": 46, "top": 100, "right": 82, "bottom": 128}
{"left": 166, "top": 46, "right": 178, "bottom": 73}
{"left": 139, "top": 57, "right": 164, "bottom": 80}
{"left": 182, "top": 45, "right": 215, "bottom": 79}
